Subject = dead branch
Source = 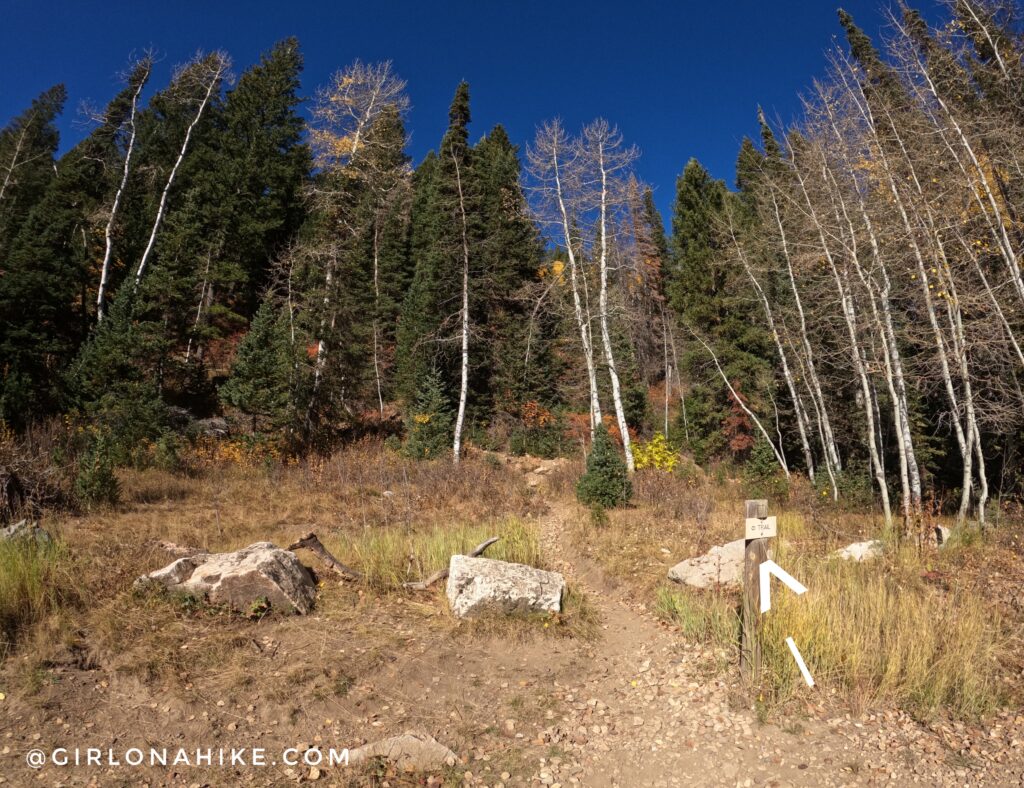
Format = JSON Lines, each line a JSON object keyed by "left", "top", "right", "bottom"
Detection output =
{"left": 402, "top": 536, "right": 500, "bottom": 591}
{"left": 286, "top": 532, "right": 363, "bottom": 582}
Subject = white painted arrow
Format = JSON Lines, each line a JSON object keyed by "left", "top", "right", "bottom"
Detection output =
{"left": 786, "top": 637, "right": 815, "bottom": 686}
{"left": 758, "top": 559, "right": 807, "bottom": 613}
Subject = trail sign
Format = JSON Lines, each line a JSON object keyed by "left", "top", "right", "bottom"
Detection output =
{"left": 744, "top": 516, "right": 777, "bottom": 540}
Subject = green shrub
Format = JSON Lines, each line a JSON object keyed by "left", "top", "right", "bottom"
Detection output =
{"left": 743, "top": 438, "right": 788, "bottom": 499}
{"left": 576, "top": 428, "right": 632, "bottom": 508}
{"left": 402, "top": 372, "right": 453, "bottom": 460}
{"left": 75, "top": 431, "right": 120, "bottom": 509}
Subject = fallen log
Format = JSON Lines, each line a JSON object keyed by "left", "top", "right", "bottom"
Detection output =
{"left": 286, "top": 532, "right": 363, "bottom": 582}
{"left": 403, "top": 536, "right": 500, "bottom": 591}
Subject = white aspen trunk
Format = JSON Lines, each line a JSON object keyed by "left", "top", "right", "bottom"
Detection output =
{"left": 819, "top": 156, "right": 916, "bottom": 523}
{"left": 667, "top": 324, "right": 690, "bottom": 444}
{"left": 768, "top": 187, "right": 842, "bottom": 471}
{"left": 820, "top": 116, "right": 923, "bottom": 511}
{"left": 134, "top": 59, "right": 223, "bottom": 287}
{"left": 184, "top": 250, "right": 213, "bottom": 364}
{"left": 551, "top": 141, "right": 601, "bottom": 433}
{"left": 0, "top": 123, "right": 31, "bottom": 205}
{"left": 728, "top": 216, "right": 815, "bottom": 481}
{"left": 595, "top": 140, "right": 635, "bottom": 471}
{"left": 97, "top": 64, "right": 149, "bottom": 321}
{"left": 307, "top": 250, "right": 335, "bottom": 421}
{"left": 451, "top": 154, "right": 471, "bottom": 465}
{"left": 792, "top": 160, "right": 892, "bottom": 524}
{"left": 959, "top": 236, "right": 1024, "bottom": 367}
{"left": 688, "top": 328, "right": 789, "bottom": 476}
{"left": 790, "top": 334, "right": 839, "bottom": 499}
{"left": 662, "top": 308, "right": 670, "bottom": 437}
{"left": 371, "top": 221, "right": 385, "bottom": 416}
{"left": 903, "top": 50, "right": 1024, "bottom": 305}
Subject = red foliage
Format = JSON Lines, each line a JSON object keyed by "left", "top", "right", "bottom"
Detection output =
{"left": 722, "top": 380, "right": 754, "bottom": 458}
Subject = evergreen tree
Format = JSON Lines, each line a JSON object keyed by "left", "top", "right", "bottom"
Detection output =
{"left": 576, "top": 427, "right": 632, "bottom": 508}
{"left": 395, "top": 83, "right": 474, "bottom": 405}
{"left": 0, "top": 81, "right": 142, "bottom": 425}
{"left": 666, "top": 158, "right": 773, "bottom": 462}
{"left": 0, "top": 85, "right": 66, "bottom": 261}
{"left": 220, "top": 299, "right": 295, "bottom": 432}
{"left": 472, "top": 124, "right": 547, "bottom": 415}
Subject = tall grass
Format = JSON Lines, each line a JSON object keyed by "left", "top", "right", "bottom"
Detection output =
{"left": 655, "top": 585, "right": 739, "bottom": 648}
{"left": 0, "top": 537, "right": 73, "bottom": 655}
{"left": 760, "top": 549, "right": 1007, "bottom": 719}
{"left": 326, "top": 517, "right": 542, "bottom": 592}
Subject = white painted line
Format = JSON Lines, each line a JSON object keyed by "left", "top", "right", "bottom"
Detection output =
{"left": 759, "top": 560, "right": 808, "bottom": 613}
{"left": 786, "top": 637, "right": 815, "bottom": 687}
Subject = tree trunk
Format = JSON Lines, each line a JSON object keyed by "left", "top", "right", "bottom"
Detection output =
{"left": 451, "top": 153, "right": 471, "bottom": 465}
{"left": 98, "top": 61, "right": 150, "bottom": 321}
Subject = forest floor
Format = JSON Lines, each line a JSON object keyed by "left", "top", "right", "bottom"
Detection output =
{"left": 0, "top": 446, "right": 1022, "bottom": 787}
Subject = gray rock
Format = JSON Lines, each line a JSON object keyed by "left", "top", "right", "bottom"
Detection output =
{"left": 0, "top": 518, "right": 52, "bottom": 546}
{"left": 194, "top": 416, "right": 229, "bottom": 437}
{"left": 446, "top": 555, "right": 564, "bottom": 618}
{"left": 832, "top": 539, "right": 884, "bottom": 561}
{"left": 936, "top": 525, "right": 951, "bottom": 546}
{"left": 667, "top": 538, "right": 746, "bottom": 589}
{"left": 347, "top": 731, "right": 457, "bottom": 771}
{"left": 135, "top": 542, "right": 316, "bottom": 614}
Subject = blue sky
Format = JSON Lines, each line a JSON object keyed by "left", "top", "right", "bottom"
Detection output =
{"left": 1, "top": 0, "right": 942, "bottom": 221}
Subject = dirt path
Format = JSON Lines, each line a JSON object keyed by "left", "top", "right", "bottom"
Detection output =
{"left": 523, "top": 465, "right": 1023, "bottom": 787}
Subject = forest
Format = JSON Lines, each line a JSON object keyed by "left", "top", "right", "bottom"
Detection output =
{"left": 2, "top": 0, "right": 1024, "bottom": 532}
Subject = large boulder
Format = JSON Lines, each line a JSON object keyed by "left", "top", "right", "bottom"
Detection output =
{"left": 667, "top": 539, "right": 746, "bottom": 589}
{"left": 832, "top": 539, "right": 884, "bottom": 562}
{"left": 446, "top": 555, "right": 564, "bottom": 618}
{"left": 135, "top": 542, "right": 316, "bottom": 614}
{"left": 348, "top": 732, "right": 457, "bottom": 772}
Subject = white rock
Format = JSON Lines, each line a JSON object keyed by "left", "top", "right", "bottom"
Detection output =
{"left": 667, "top": 539, "right": 746, "bottom": 589}
{"left": 832, "top": 539, "right": 884, "bottom": 562}
{"left": 446, "top": 555, "right": 564, "bottom": 618}
{"left": 347, "top": 731, "right": 457, "bottom": 771}
{"left": 135, "top": 542, "right": 317, "bottom": 614}
{"left": 0, "top": 518, "right": 51, "bottom": 545}
{"left": 936, "top": 525, "right": 951, "bottom": 546}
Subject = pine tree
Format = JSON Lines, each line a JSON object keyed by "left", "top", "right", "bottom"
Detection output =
{"left": 0, "top": 81, "right": 142, "bottom": 425}
{"left": 0, "top": 85, "right": 66, "bottom": 261}
{"left": 666, "top": 158, "right": 773, "bottom": 462}
{"left": 395, "top": 84, "right": 474, "bottom": 406}
{"left": 576, "top": 426, "right": 632, "bottom": 508}
{"left": 220, "top": 299, "right": 295, "bottom": 432}
{"left": 472, "top": 124, "right": 546, "bottom": 416}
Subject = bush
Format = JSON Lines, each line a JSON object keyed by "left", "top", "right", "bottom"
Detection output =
{"left": 402, "top": 372, "right": 453, "bottom": 460}
{"left": 634, "top": 432, "right": 679, "bottom": 472}
{"left": 576, "top": 428, "right": 632, "bottom": 508}
{"left": 75, "top": 430, "right": 120, "bottom": 509}
{"left": 743, "top": 438, "right": 788, "bottom": 500}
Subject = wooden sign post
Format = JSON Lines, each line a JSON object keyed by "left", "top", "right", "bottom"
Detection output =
{"left": 740, "top": 498, "right": 775, "bottom": 684}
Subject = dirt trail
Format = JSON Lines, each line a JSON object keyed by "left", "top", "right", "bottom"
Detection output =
{"left": 522, "top": 462, "right": 1021, "bottom": 787}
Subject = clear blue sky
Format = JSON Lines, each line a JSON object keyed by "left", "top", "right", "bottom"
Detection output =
{"left": 1, "top": 0, "right": 942, "bottom": 222}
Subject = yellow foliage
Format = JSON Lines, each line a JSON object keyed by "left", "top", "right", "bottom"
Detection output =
{"left": 633, "top": 432, "right": 679, "bottom": 472}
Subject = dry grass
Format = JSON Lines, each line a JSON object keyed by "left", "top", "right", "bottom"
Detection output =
{"left": 567, "top": 466, "right": 1020, "bottom": 721}
{"left": 759, "top": 545, "right": 1011, "bottom": 720}
{"left": 655, "top": 585, "right": 738, "bottom": 648}
{"left": 0, "top": 537, "right": 77, "bottom": 658}
{"left": 324, "top": 517, "right": 541, "bottom": 592}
